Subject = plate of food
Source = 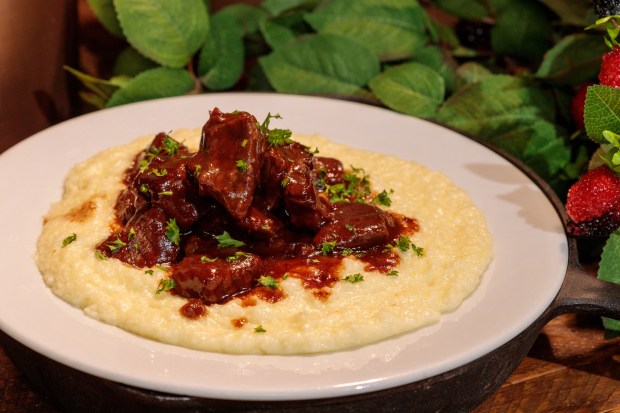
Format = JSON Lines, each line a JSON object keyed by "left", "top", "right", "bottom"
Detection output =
{"left": 0, "top": 93, "right": 570, "bottom": 409}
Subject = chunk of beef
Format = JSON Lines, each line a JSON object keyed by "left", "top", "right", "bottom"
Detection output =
{"left": 96, "top": 207, "right": 180, "bottom": 267}
{"left": 314, "top": 202, "right": 396, "bottom": 250}
{"left": 172, "top": 253, "right": 262, "bottom": 304}
{"left": 313, "top": 157, "right": 344, "bottom": 187}
{"left": 135, "top": 153, "right": 206, "bottom": 229}
{"left": 195, "top": 108, "right": 265, "bottom": 220}
{"left": 262, "top": 142, "right": 329, "bottom": 231}
{"left": 115, "top": 186, "right": 149, "bottom": 224}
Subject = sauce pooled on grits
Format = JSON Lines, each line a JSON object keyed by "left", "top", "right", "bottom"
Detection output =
{"left": 96, "top": 108, "right": 419, "bottom": 318}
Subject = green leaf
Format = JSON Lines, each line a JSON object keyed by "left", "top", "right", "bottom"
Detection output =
{"left": 369, "top": 62, "right": 445, "bottom": 118}
{"left": 598, "top": 230, "right": 620, "bottom": 331}
{"left": 410, "top": 44, "right": 456, "bottom": 93}
{"left": 535, "top": 34, "right": 607, "bottom": 86}
{"left": 106, "top": 67, "right": 195, "bottom": 107}
{"left": 87, "top": 0, "right": 124, "bottom": 37}
{"left": 198, "top": 10, "right": 244, "bottom": 90}
{"left": 215, "top": 4, "right": 268, "bottom": 36}
{"left": 584, "top": 85, "right": 620, "bottom": 143}
{"left": 215, "top": 231, "right": 245, "bottom": 248}
{"left": 113, "top": 47, "right": 158, "bottom": 77}
{"left": 113, "top": 0, "right": 209, "bottom": 68}
{"left": 436, "top": 75, "right": 570, "bottom": 178}
{"left": 261, "top": 0, "right": 319, "bottom": 16}
{"left": 260, "top": 18, "right": 298, "bottom": 49}
{"left": 538, "top": 0, "right": 594, "bottom": 26}
{"left": 455, "top": 62, "right": 493, "bottom": 87}
{"left": 490, "top": 0, "right": 551, "bottom": 62}
{"left": 64, "top": 65, "right": 122, "bottom": 106}
{"left": 259, "top": 34, "right": 380, "bottom": 97}
{"left": 304, "top": 0, "right": 428, "bottom": 61}
{"left": 434, "top": 0, "right": 490, "bottom": 19}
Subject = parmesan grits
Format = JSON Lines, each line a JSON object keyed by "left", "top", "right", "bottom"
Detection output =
{"left": 35, "top": 128, "right": 493, "bottom": 355}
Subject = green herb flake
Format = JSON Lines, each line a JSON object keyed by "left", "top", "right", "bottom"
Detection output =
{"left": 215, "top": 231, "right": 245, "bottom": 248}
{"left": 387, "top": 270, "right": 399, "bottom": 276}
{"left": 236, "top": 159, "right": 248, "bottom": 171}
{"left": 158, "top": 190, "right": 173, "bottom": 196}
{"left": 162, "top": 134, "right": 179, "bottom": 155}
{"left": 258, "top": 275, "right": 279, "bottom": 289}
{"left": 155, "top": 278, "right": 176, "bottom": 294}
{"left": 156, "top": 264, "right": 169, "bottom": 273}
{"left": 396, "top": 236, "right": 411, "bottom": 252}
{"left": 128, "top": 227, "right": 137, "bottom": 239}
{"left": 344, "top": 273, "right": 364, "bottom": 283}
{"left": 61, "top": 233, "right": 77, "bottom": 248}
{"left": 241, "top": 139, "right": 248, "bottom": 148}
{"left": 150, "top": 168, "right": 167, "bottom": 177}
{"left": 165, "top": 218, "right": 180, "bottom": 245}
{"left": 412, "top": 243, "right": 425, "bottom": 256}
{"left": 94, "top": 250, "right": 107, "bottom": 260}
{"left": 267, "top": 128, "right": 293, "bottom": 146}
{"left": 226, "top": 251, "right": 251, "bottom": 262}
{"left": 281, "top": 177, "right": 290, "bottom": 187}
{"left": 140, "top": 184, "right": 149, "bottom": 193}
{"left": 145, "top": 269, "right": 154, "bottom": 275}
{"left": 107, "top": 237, "right": 127, "bottom": 252}
{"left": 200, "top": 256, "right": 218, "bottom": 263}
{"left": 373, "top": 189, "right": 393, "bottom": 207}
{"left": 321, "top": 241, "right": 337, "bottom": 255}
{"left": 341, "top": 248, "right": 354, "bottom": 256}
{"left": 254, "top": 325, "right": 267, "bottom": 333}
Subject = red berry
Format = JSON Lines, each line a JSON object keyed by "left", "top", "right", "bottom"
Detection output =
{"left": 570, "top": 82, "right": 593, "bottom": 130}
{"left": 599, "top": 47, "right": 620, "bottom": 88}
{"left": 565, "top": 166, "right": 620, "bottom": 237}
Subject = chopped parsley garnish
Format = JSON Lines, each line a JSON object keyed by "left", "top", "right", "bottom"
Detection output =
{"left": 155, "top": 278, "right": 176, "bottom": 294}
{"left": 200, "top": 256, "right": 218, "bottom": 263}
{"left": 165, "top": 218, "right": 180, "bottom": 245}
{"left": 341, "top": 248, "right": 354, "bottom": 256}
{"left": 241, "top": 139, "right": 248, "bottom": 148}
{"left": 254, "top": 325, "right": 267, "bottom": 333}
{"left": 236, "top": 159, "right": 248, "bottom": 171}
{"left": 345, "top": 224, "right": 357, "bottom": 233}
{"left": 95, "top": 250, "right": 107, "bottom": 260}
{"left": 145, "top": 269, "right": 154, "bottom": 275}
{"left": 258, "top": 275, "right": 279, "bottom": 289}
{"left": 395, "top": 235, "right": 411, "bottom": 252}
{"left": 281, "top": 177, "right": 290, "bottom": 187}
{"left": 226, "top": 252, "right": 250, "bottom": 262}
{"left": 140, "top": 184, "right": 149, "bottom": 193}
{"left": 107, "top": 237, "right": 126, "bottom": 252}
{"left": 158, "top": 190, "right": 173, "bottom": 196}
{"left": 322, "top": 165, "right": 371, "bottom": 203}
{"left": 344, "top": 273, "right": 364, "bottom": 283}
{"left": 387, "top": 270, "right": 399, "bottom": 276}
{"left": 373, "top": 189, "right": 393, "bottom": 207}
{"left": 193, "top": 165, "right": 202, "bottom": 177}
{"left": 215, "top": 231, "right": 245, "bottom": 248}
{"left": 321, "top": 241, "right": 336, "bottom": 255}
{"left": 61, "top": 233, "right": 77, "bottom": 248}
{"left": 162, "top": 134, "right": 179, "bottom": 155}
{"left": 267, "top": 128, "right": 293, "bottom": 146}
{"left": 412, "top": 243, "right": 425, "bottom": 256}
{"left": 150, "top": 168, "right": 167, "bottom": 177}
{"left": 156, "top": 264, "right": 169, "bottom": 273}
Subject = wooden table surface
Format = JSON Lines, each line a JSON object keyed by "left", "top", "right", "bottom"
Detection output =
{"left": 2, "top": 313, "right": 620, "bottom": 412}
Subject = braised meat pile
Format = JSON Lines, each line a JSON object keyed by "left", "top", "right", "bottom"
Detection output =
{"left": 96, "top": 108, "right": 418, "bottom": 314}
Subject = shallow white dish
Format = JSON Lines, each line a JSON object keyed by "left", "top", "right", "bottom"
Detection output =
{"left": 0, "top": 93, "right": 567, "bottom": 401}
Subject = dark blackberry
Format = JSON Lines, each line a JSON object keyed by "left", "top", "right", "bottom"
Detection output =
{"left": 593, "top": 0, "right": 620, "bottom": 18}
{"left": 566, "top": 210, "right": 620, "bottom": 238}
{"left": 455, "top": 20, "right": 492, "bottom": 51}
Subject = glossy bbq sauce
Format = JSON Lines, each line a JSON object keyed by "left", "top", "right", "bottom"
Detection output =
{"left": 95, "top": 109, "right": 419, "bottom": 319}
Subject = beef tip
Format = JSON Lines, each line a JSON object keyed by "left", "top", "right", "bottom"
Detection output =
{"left": 96, "top": 207, "right": 181, "bottom": 267}
{"left": 115, "top": 186, "right": 149, "bottom": 224}
{"left": 314, "top": 202, "right": 396, "bottom": 250}
{"left": 262, "top": 142, "right": 329, "bottom": 232}
{"left": 125, "top": 132, "right": 190, "bottom": 183}
{"left": 172, "top": 253, "right": 262, "bottom": 305}
{"left": 313, "top": 157, "right": 344, "bottom": 188}
{"left": 195, "top": 108, "right": 266, "bottom": 220}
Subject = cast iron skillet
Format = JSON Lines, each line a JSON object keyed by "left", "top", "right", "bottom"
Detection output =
{"left": 2, "top": 123, "right": 620, "bottom": 413}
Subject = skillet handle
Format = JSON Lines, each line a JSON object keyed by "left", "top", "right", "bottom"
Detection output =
{"left": 551, "top": 261, "right": 620, "bottom": 319}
